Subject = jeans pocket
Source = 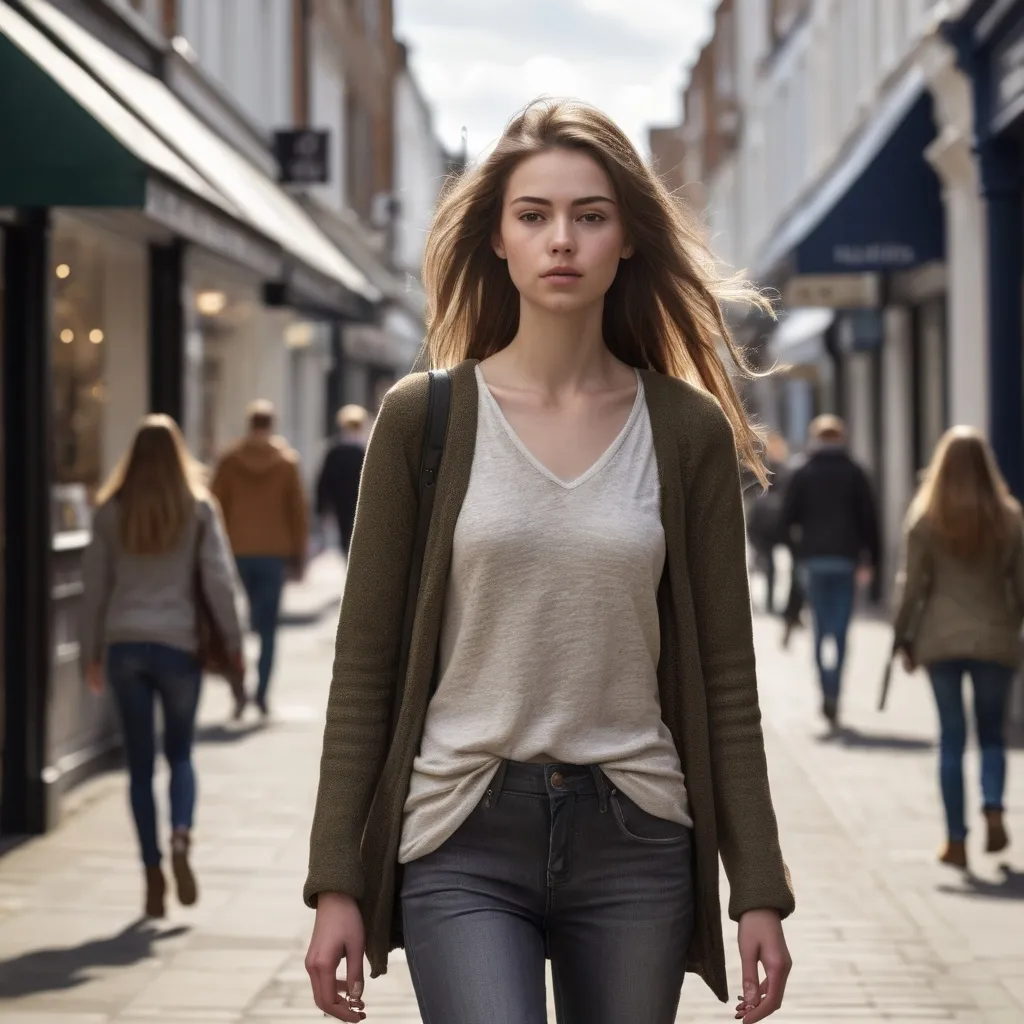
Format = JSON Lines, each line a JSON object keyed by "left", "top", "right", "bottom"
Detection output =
{"left": 609, "top": 791, "right": 691, "bottom": 845}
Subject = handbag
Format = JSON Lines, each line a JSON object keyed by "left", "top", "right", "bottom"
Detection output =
{"left": 879, "top": 571, "right": 931, "bottom": 711}
{"left": 389, "top": 369, "right": 452, "bottom": 739}
{"left": 193, "top": 512, "right": 245, "bottom": 704}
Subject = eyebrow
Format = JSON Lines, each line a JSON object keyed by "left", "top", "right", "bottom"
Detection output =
{"left": 510, "top": 195, "right": 616, "bottom": 207}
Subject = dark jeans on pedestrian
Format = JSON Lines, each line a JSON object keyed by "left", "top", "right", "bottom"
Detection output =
{"left": 783, "top": 564, "right": 805, "bottom": 626}
{"left": 235, "top": 555, "right": 286, "bottom": 703}
{"left": 928, "top": 659, "right": 1014, "bottom": 842}
{"left": 753, "top": 544, "right": 776, "bottom": 613}
{"left": 401, "top": 761, "right": 695, "bottom": 1024}
{"left": 107, "top": 642, "right": 202, "bottom": 867}
{"left": 802, "top": 556, "right": 857, "bottom": 703}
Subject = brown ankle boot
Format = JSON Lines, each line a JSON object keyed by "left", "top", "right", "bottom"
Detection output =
{"left": 984, "top": 808, "right": 1009, "bottom": 853}
{"left": 171, "top": 830, "right": 198, "bottom": 906}
{"left": 938, "top": 840, "right": 968, "bottom": 869}
{"left": 145, "top": 866, "right": 166, "bottom": 918}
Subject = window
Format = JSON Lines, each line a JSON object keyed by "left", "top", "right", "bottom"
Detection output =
{"left": 771, "top": 0, "right": 808, "bottom": 45}
{"left": 51, "top": 226, "right": 106, "bottom": 493}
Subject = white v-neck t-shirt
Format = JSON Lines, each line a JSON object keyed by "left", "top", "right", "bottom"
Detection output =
{"left": 398, "top": 365, "right": 691, "bottom": 863}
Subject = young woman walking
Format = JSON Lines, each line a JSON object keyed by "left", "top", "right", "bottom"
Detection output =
{"left": 304, "top": 100, "right": 794, "bottom": 1024}
{"left": 893, "top": 427, "right": 1024, "bottom": 869}
{"left": 82, "top": 415, "right": 243, "bottom": 917}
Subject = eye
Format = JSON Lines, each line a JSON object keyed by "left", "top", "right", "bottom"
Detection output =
{"left": 518, "top": 211, "right": 544, "bottom": 223}
{"left": 579, "top": 212, "right": 606, "bottom": 223}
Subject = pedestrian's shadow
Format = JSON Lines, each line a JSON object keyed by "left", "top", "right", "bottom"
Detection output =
{"left": 195, "top": 720, "right": 268, "bottom": 745}
{"left": 816, "top": 725, "right": 934, "bottom": 752}
{"left": 0, "top": 918, "right": 188, "bottom": 999}
{"left": 937, "top": 864, "right": 1024, "bottom": 901}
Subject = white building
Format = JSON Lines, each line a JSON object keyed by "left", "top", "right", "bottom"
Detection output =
{"left": 675, "top": 0, "right": 983, "bottom": 588}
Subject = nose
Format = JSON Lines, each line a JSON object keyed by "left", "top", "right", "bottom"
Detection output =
{"left": 550, "top": 215, "right": 575, "bottom": 254}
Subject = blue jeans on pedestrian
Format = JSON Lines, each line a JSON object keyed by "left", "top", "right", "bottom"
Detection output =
{"left": 802, "top": 557, "right": 857, "bottom": 704}
{"left": 106, "top": 642, "right": 202, "bottom": 867}
{"left": 928, "top": 659, "right": 1014, "bottom": 842}
{"left": 401, "top": 761, "right": 695, "bottom": 1024}
{"left": 235, "top": 555, "right": 286, "bottom": 703}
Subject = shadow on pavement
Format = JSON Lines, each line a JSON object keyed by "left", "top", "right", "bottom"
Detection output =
{"left": 816, "top": 725, "right": 934, "bottom": 752}
{"left": 0, "top": 919, "right": 188, "bottom": 998}
{"left": 938, "top": 865, "right": 1024, "bottom": 901}
{"left": 195, "top": 720, "right": 268, "bottom": 745}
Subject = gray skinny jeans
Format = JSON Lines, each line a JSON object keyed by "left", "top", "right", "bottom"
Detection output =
{"left": 400, "top": 761, "right": 695, "bottom": 1024}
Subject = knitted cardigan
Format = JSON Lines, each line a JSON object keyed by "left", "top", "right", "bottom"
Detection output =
{"left": 304, "top": 359, "right": 795, "bottom": 1003}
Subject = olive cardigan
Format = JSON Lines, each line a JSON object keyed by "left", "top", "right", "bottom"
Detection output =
{"left": 304, "top": 359, "right": 795, "bottom": 1003}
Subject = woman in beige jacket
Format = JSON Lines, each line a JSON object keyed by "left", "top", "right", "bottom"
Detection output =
{"left": 893, "top": 427, "right": 1024, "bottom": 869}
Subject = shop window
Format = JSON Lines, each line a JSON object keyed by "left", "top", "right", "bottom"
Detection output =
{"left": 51, "top": 229, "right": 106, "bottom": 499}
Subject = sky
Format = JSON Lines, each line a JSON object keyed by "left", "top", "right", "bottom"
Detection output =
{"left": 392, "top": 0, "right": 718, "bottom": 161}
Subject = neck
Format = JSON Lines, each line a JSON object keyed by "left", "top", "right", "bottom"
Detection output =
{"left": 248, "top": 429, "right": 272, "bottom": 443}
{"left": 501, "top": 299, "right": 615, "bottom": 393}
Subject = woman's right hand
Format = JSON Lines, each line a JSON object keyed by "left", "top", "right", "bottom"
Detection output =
{"left": 305, "top": 892, "right": 367, "bottom": 1021}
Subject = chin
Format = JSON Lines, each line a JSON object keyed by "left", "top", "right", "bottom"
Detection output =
{"left": 521, "top": 287, "right": 604, "bottom": 315}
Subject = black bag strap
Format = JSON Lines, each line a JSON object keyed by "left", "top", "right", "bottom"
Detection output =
{"left": 390, "top": 369, "right": 452, "bottom": 738}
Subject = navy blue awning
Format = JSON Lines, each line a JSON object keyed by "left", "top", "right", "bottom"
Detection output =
{"left": 757, "top": 69, "right": 946, "bottom": 278}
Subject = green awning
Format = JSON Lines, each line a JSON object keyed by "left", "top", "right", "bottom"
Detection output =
{"left": 0, "top": 2, "right": 233, "bottom": 210}
{"left": 23, "top": 0, "right": 379, "bottom": 308}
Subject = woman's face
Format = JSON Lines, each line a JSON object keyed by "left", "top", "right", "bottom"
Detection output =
{"left": 493, "top": 148, "right": 633, "bottom": 314}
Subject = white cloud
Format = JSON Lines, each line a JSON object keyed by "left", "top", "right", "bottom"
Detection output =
{"left": 394, "top": 0, "right": 716, "bottom": 159}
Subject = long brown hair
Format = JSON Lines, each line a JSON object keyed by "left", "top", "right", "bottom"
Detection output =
{"left": 95, "top": 414, "right": 207, "bottom": 555}
{"left": 421, "top": 99, "right": 772, "bottom": 482}
{"left": 909, "top": 426, "right": 1020, "bottom": 560}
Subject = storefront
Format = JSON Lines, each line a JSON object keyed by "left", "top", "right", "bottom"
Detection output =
{"left": 949, "top": 0, "right": 1024, "bottom": 497}
{"left": 754, "top": 66, "right": 947, "bottom": 584}
{"left": 0, "top": 0, "right": 377, "bottom": 834}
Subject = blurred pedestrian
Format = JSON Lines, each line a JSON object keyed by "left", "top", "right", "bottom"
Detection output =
{"left": 212, "top": 400, "right": 309, "bottom": 717}
{"left": 81, "top": 415, "right": 243, "bottom": 918}
{"left": 778, "top": 414, "right": 879, "bottom": 728}
{"left": 892, "top": 427, "right": 1024, "bottom": 869}
{"left": 303, "top": 100, "right": 793, "bottom": 1024}
{"left": 315, "top": 404, "right": 369, "bottom": 557}
{"left": 776, "top": 448, "right": 809, "bottom": 648}
{"left": 747, "top": 432, "right": 790, "bottom": 614}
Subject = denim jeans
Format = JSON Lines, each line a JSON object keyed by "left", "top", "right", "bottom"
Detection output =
{"left": 235, "top": 555, "right": 286, "bottom": 702}
{"left": 928, "top": 659, "right": 1014, "bottom": 842}
{"left": 106, "top": 642, "right": 202, "bottom": 867}
{"left": 400, "top": 761, "right": 695, "bottom": 1024}
{"left": 802, "top": 557, "right": 857, "bottom": 702}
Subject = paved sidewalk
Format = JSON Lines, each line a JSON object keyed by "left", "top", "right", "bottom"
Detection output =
{"left": 0, "top": 581, "right": 1022, "bottom": 1021}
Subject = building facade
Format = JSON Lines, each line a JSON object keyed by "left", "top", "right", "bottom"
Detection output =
{"left": 0, "top": 0, "right": 443, "bottom": 836}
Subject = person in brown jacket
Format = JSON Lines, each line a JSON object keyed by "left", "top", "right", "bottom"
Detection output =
{"left": 212, "top": 400, "right": 309, "bottom": 716}
{"left": 893, "top": 427, "right": 1024, "bottom": 870}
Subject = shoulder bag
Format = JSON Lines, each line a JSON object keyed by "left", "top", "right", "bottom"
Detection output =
{"left": 389, "top": 369, "right": 452, "bottom": 739}
{"left": 193, "top": 508, "right": 246, "bottom": 705}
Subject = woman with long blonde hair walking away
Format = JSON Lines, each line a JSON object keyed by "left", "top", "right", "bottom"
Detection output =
{"left": 893, "top": 427, "right": 1024, "bottom": 869}
{"left": 81, "top": 415, "right": 243, "bottom": 917}
{"left": 304, "top": 99, "right": 794, "bottom": 1024}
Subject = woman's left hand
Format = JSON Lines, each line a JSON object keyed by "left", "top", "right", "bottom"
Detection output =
{"left": 86, "top": 662, "right": 104, "bottom": 695}
{"left": 735, "top": 909, "right": 791, "bottom": 1022}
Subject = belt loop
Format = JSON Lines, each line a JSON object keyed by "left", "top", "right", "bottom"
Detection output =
{"left": 485, "top": 759, "right": 509, "bottom": 809}
{"left": 589, "top": 765, "right": 609, "bottom": 813}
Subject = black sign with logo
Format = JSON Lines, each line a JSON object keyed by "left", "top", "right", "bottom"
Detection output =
{"left": 274, "top": 130, "right": 330, "bottom": 185}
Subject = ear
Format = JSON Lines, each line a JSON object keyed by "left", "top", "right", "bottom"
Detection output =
{"left": 621, "top": 240, "right": 635, "bottom": 260}
{"left": 492, "top": 229, "right": 507, "bottom": 261}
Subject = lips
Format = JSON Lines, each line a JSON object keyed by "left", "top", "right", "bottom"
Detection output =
{"left": 542, "top": 267, "right": 582, "bottom": 278}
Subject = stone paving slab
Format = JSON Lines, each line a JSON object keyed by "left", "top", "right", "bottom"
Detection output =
{"left": 0, "top": 572, "right": 1021, "bottom": 1022}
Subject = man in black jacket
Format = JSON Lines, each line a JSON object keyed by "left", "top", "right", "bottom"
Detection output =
{"left": 315, "top": 405, "right": 369, "bottom": 557}
{"left": 779, "top": 415, "right": 880, "bottom": 727}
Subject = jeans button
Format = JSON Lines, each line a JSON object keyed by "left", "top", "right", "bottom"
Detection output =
{"left": 550, "top": 771, "right": 565, "bottom": 790}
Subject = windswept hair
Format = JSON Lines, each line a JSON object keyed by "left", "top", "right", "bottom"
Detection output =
{"left": 909, "top": 426, "right": 1020, "bottom": 560}
{"left": 95, "top": 414, "right": 208, "bottom": 556}
{"left": 421, "top": 98, "right": 772, "bottom": 482}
